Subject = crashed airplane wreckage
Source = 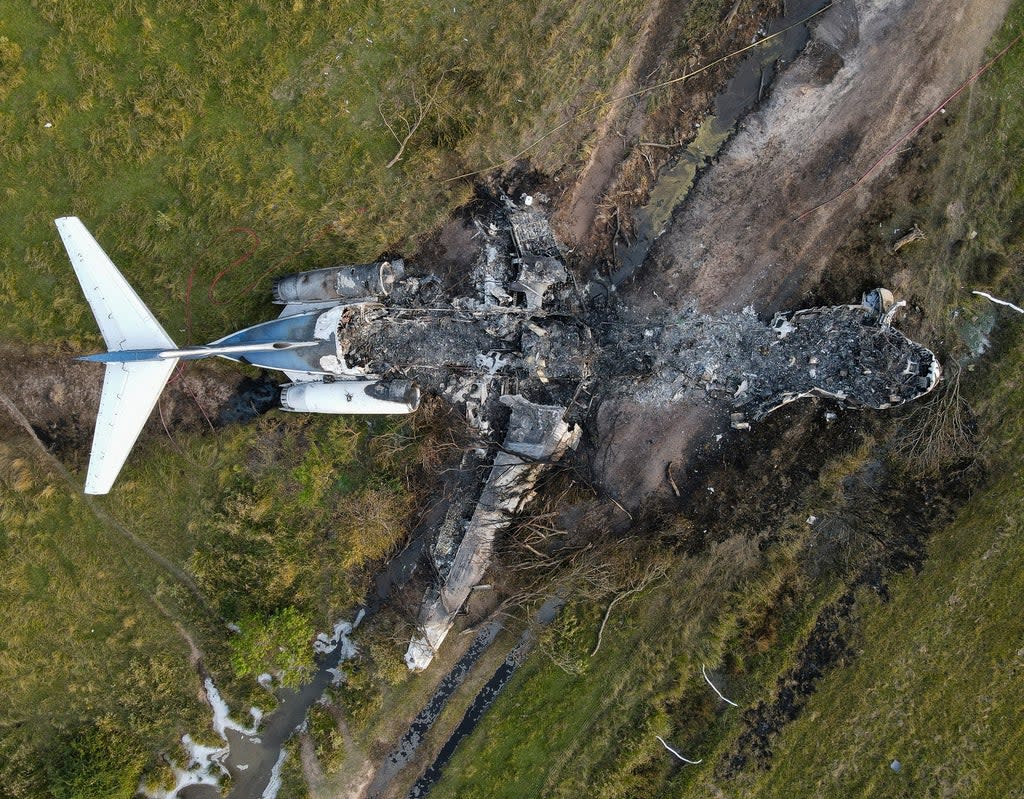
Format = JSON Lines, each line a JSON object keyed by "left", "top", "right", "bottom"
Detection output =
{"left": 58, "top": 202, "right": 940, "bottom": 669}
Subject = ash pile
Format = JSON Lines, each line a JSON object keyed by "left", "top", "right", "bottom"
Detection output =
{"left": 600, "top": 289, "right": 941, "bottom": 427}
{"left": 736, "top": 291, "right": 941, "bottom": 424}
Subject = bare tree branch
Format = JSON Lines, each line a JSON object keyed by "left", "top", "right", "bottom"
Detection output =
{"left": 590, "top": 563, "right": 666, "bottom": 657}
{"left": 379, "top": 76, "right": 446, "bottom": 169}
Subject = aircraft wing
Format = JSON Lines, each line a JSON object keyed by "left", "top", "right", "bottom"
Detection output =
{"left": 55, "top": 216, "right": 176, "bottom": 351}
{"left": 84, "top": 359, "right": 179, "bottom": 494}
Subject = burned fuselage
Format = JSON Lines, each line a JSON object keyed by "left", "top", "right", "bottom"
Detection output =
{"left": 264, "top": 199, "right": 939, "bottom": 669}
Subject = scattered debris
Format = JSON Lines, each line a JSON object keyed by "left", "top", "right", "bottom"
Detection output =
{"left": 405, "top": 396, "right": 580, "bottom": 670}
{"left": 304, "top": 198, "right": 939, "bottom": 671}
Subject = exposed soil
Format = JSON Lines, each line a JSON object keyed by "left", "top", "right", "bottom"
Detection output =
{"left": 713, "top": 447, "right": 978, "bottom": 777}
{"left": 337, "top": 2, "right": 1013, "bottom": 794}
{"left": 555, "top": 0, "right": 679, "bottom": 247}
{"left": 588, "top": 0, "right": 1011, "bottom": 507}
{"left": 0, "top": 342, "right": 277, "bottom": 477}
{"left": 10, "top": 2, "right": 1012, "bottom": 797}
{"left": 634, "top": 0, "right": 1011, "bottom": 316}
{"left": 556, "top": 0, "right": 783, "bottom": 259}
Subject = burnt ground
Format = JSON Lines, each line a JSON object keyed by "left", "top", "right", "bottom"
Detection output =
{"left": 586, "top": 0, "right": 1011, "bottom": 508}
{"left": 713, "top": 450, "right": 978, "bottom": 779}
{"left": 4, "top": 0, "right": 1008, "bottom": 503}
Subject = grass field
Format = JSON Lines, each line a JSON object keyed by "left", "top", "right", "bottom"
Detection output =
{"left": 3, "top": 0, "right": 1020, "bottom": 795}
{"left": 428, "top": 4, "right": 1024, "bottom": 797}
{"left": 0, "top": 424, "right": 208, "bottom": 798}
{"left": 739, "top": 346, "right": 1024, "bottom": 797}
{"left": 0, "top": 0, "right": 654, "bottom": 794}
{"left": 0, "top": 0, "right": 648, "bottom": 345}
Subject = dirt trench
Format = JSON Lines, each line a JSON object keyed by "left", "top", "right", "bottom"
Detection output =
{"left": 0, "top": 343, "right": 277, "bottom": 478}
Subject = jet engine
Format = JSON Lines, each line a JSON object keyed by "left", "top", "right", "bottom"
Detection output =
{"left": 279, "top": 379, "right": 419, "bottom": 414}
{"left": 272, "top": 260, "right": 405, "bottom": 304}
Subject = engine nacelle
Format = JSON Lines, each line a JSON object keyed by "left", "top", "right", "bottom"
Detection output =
{"left": 279, "top": 379, "right": 420, "bottom": 415}
{"left": 272, "top": 260, "right": 405, "bottom": 304}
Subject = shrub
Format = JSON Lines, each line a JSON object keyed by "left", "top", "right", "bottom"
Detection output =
{"left": 229, "top": 606, "right": 316, "bottom": 689}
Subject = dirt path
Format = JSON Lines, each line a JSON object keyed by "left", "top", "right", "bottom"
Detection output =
{"left": 0, "top": 342, "right": 277, "bottom": 469}
{"left": 594, "top": 0, "right": 1011, "bottom": 504}
{"left": 634, "top": 0, "right": 1011, "bottom": 314}
{"left": 555, "top": 0, "right": 677, "bottom": 248}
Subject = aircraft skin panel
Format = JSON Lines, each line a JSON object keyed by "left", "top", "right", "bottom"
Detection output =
{"left": 54, "top": 216, "right": 176, "bottom": 351}
{"left": 85, "top": 359, "right": 178, "bottom": 494}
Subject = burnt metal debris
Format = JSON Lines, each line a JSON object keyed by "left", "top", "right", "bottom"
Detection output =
{"left": 281, "top": 196, "right": 940, "bottom": 669}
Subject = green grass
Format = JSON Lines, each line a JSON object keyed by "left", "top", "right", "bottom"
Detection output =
{"left": 735, "top": 344, "right": 1024, "bottom": 797}
{"left": 0, "top": 0, "right": 648, "bottom": 346}
{"left": 0, "top": 0, "right": 658, "bottom": 793}
{"left": 0, "top": 404, "right": 428, "bottom": 794}
{"left": 430, "top": 527, "right": 846, "bottom": 799}
{"left": 0, "top": 428, "right": 207, "bottom": 797}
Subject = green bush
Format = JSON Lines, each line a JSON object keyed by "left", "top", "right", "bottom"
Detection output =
{"left": 229, "top": 606, "right": 316, "bottom": 689}
{"left": 45, "top": 720, "right": 147, "bottom": 799}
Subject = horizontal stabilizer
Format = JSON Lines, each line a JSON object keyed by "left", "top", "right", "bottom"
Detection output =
{"left": 55, "top": 216, "right": 180, "bottom": 494}
{"left": 55, "top": 216, "right": 176, "bottom": 351}
{"left": 85, "top": 359, "right": 179, "bottom": 494}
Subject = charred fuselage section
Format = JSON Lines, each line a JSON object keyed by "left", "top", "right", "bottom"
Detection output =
{"left": 272, "top": 198, "right": 940, "bottom": 669}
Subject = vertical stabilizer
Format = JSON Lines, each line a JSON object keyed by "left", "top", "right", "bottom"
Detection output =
{"left": 55, "top": 217, "right": 179, "bottom": 494}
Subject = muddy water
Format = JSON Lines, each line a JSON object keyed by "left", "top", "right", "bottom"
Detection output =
{"left": 209, "top": 502, "right": 448, "bottom": 799}
{"left": 612, "top": 0, "right": 831, "bottom": 284}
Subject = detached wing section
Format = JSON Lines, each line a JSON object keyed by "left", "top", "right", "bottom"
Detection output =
{"left": 85, "top": 359, "right": 179, "bottom": 494}
{"left": 54, "top": 216, "right": 179, "bottom": 494}
{"left": 54, "top": 216, "right": 175, "bottom": 351}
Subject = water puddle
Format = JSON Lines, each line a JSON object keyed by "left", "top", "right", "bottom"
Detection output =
{"left": 612, "top": 0, "right": 831, "bottom": 284}
{"left": 212, "top": 501, "right": 448, "bottom": 799}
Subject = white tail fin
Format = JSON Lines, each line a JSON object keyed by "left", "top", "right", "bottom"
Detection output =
{"left": 55, "top": 217, "right": 179, "bottom": 494}
{"left": 84, "top": 360, "right": 179, "bottom": 493}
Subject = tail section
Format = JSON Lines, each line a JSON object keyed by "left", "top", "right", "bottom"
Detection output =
{"left": 55, "top": 217, "right": 179, "bottom": 494}
{"left": 84, "top": 360, "right": 179, "bottom": 493}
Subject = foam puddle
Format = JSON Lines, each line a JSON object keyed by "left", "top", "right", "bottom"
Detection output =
{"left": 143, "top": 678, "right": 263, "bottom": 799}
{"left": 260, "top": 750, "right": 288, "bottom": 799}
{"left": 146, "top": 613, "right": 362, "bottom": 799}
{"left": 313, "top": 614, "right": 360, "bottom": 659}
